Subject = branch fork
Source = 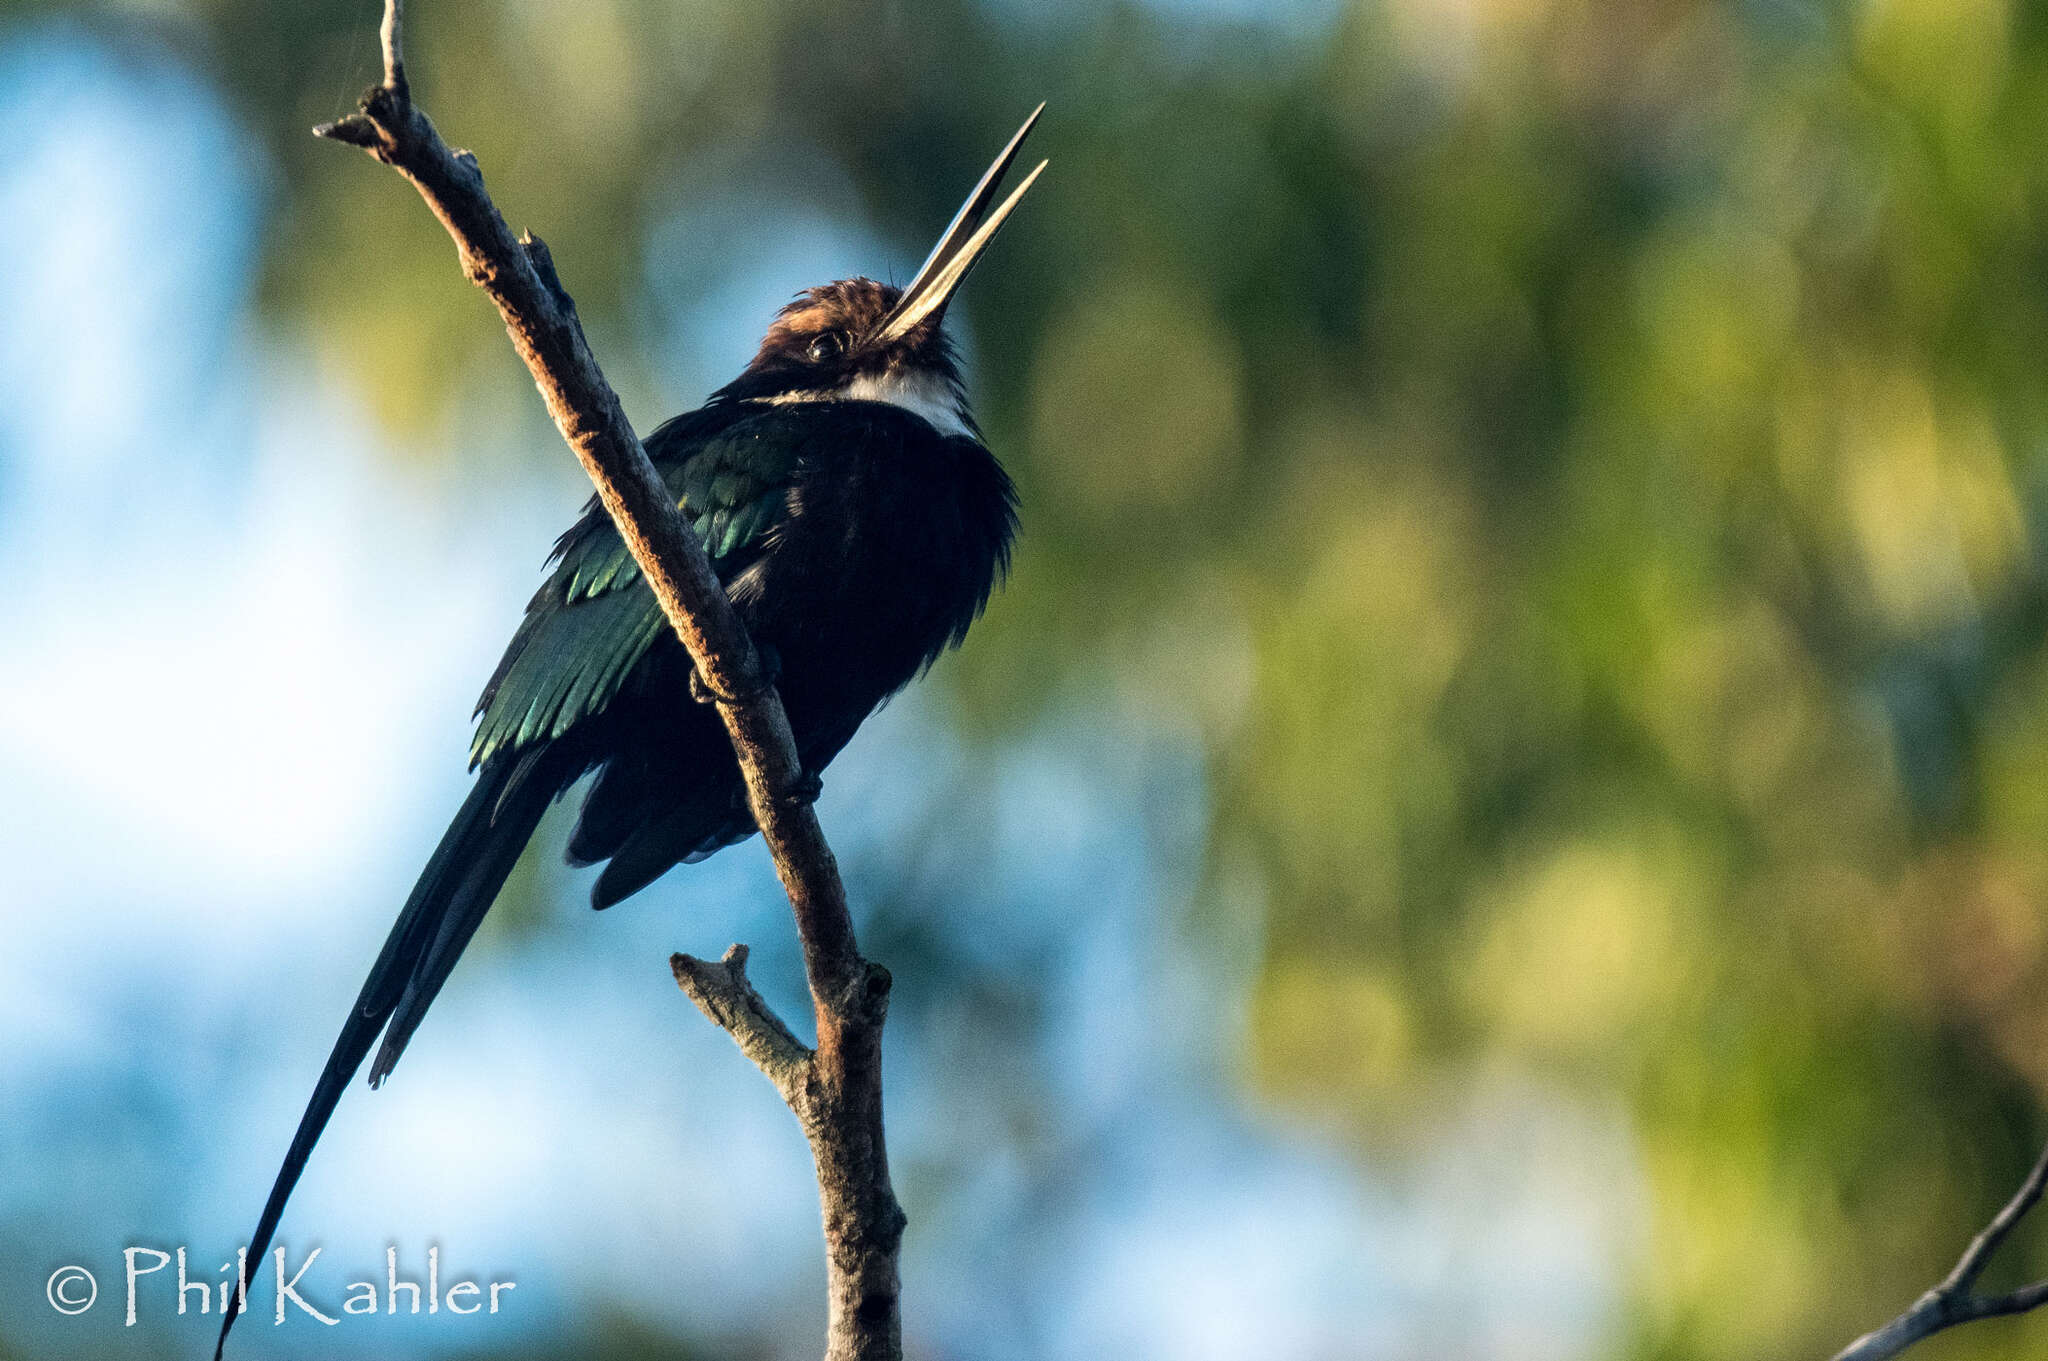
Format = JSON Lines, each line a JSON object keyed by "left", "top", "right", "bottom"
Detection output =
{"left": 1832, "top": 1140, "right": 2048, "bottom": 1360}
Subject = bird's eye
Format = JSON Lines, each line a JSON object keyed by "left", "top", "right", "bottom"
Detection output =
{"left": 806, "top": 331, "right": 846, "bottom": 363}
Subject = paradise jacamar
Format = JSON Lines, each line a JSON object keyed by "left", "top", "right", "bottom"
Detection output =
{"left": 216, "top": 107, "right": 1045, "bottom": 1358}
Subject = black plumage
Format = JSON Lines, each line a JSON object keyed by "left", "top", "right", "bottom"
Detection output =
{"left": 217, "top": 107, "right": 1044, "bottom": 1359}
{"left": 383, "top": 390, "right": 1015, "bottom": 1084}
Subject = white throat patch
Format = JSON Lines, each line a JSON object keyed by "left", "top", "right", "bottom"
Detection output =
{"left": 755, "top": 370, "right": 976, "bottom": 441}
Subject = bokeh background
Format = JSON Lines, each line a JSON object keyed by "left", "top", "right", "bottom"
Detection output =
{"left": 5, "top": 0, "right": 2048, "bottom": 1357}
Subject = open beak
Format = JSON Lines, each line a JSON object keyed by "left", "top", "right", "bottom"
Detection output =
{"left": 876, "top": 104, "right": 1048, "bottom": 345}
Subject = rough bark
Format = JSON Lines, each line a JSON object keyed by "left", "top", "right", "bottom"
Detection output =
{"left": 315, "top": 5, "right": 904, "bottom": 1356}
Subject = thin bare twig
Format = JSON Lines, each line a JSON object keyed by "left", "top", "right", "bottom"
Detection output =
{"left": 315, "top": 7, "right": 905, "bottom": 1358}
{"left": 1831, "top": 1139, "right": 2048, "bottom": 1361}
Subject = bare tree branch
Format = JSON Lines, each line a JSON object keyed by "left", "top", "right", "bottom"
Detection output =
{"left": 315, "top": 8, "right": 905, "bottom": 1358}
{"left": 1831, "top": 1139, "right": 2048, "bottom": 1361}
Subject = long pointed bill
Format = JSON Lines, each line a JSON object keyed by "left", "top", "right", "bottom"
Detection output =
{"left": 877, "top": 106, "right": 1048, "bottom": 344}
{"left": 898, "top": 104, "right": 1043, "bottom": 304}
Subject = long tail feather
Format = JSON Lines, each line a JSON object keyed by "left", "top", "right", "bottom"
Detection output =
{"left": 369, "top": 757, "right": 560, "bottom": 1083}
{"left": 215, "top": 754, "right": 557, "bottom": 1359}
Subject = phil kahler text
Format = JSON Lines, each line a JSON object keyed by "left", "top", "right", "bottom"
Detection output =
{"left": 110, "top": 1245, "right": 513, "bottom": 1325}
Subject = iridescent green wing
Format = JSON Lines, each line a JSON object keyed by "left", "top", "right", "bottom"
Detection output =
{"left": 469, "top": 408, "right": 799, "bottom": 768}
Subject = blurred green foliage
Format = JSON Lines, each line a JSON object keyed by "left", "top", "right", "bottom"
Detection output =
{"left": 19, "top": 0, "right": 2048, "bottom": 1354}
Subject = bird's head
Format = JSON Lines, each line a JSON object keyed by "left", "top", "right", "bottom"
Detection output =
{"left": 714, "top": 107, "right": 1047, "bottom": 442}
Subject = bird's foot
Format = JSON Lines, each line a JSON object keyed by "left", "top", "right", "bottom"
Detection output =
{"left": 690, "top": 643, "right": 782, "bottom": 706}
{"left": 780, "top": 769, "right": 823, "bottom": 809}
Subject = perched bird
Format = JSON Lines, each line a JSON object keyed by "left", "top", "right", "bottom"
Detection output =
{"left": 216, "top": 108, "right": 1044, "bottom": 1358}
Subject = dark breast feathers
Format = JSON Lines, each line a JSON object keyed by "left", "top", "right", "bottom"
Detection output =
{"left": 469, "top": 398, "right": 1017, "bottom": 909}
